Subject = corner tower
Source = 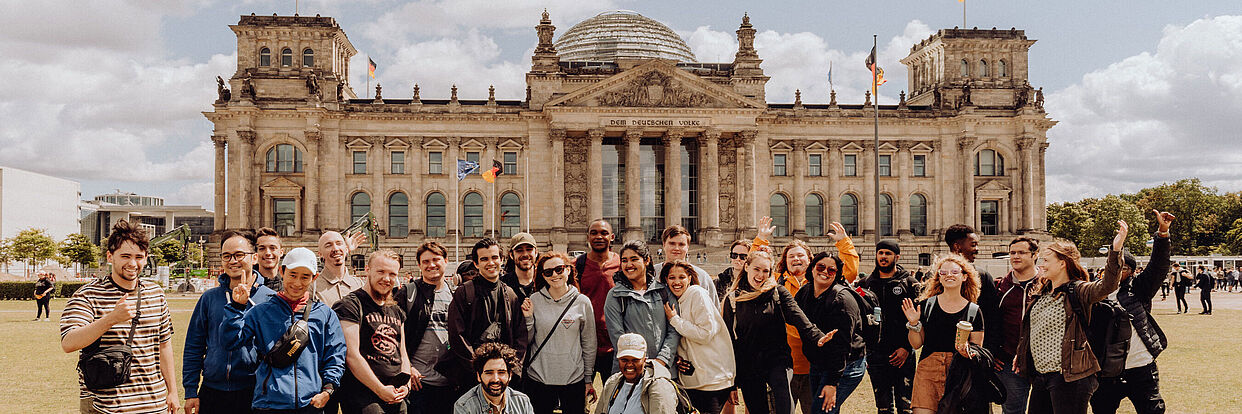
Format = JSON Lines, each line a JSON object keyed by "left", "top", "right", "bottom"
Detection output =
{"left": 228, "top": 14, "right": 357, "bottom": 103}
{"left": 901, "top": 28, "right": 1036, "bottom": 108}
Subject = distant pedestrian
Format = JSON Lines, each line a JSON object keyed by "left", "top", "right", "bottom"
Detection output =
{"left": 1195, "top": 267, "right": 1214, "bottom": 315}
{"left": 1173, "top": 268, "right": 1191, "bottom": 313}
{"left": 34, "top": 272, "right": 54, "bottom": 321}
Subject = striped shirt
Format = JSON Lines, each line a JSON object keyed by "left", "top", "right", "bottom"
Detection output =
{"left": 60, "top": 277, "right": 173, "bottom": 414}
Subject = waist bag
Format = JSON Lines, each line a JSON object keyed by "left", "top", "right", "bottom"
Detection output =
{"left": 79, "top": 286, "right": 142, "bottom": 390}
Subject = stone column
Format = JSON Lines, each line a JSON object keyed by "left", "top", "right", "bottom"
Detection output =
{"left": 238, "top": 130, "right": 257, "bottom": 229}
{"left": 791, "top": 139, "right": 808, "bottom": 237}
{"left": 1037, "top": 143, "right": 1049, "bottom": 230}
{"left": 624, "top": 129, "right": 643, "bottom": 241}
{"left": 410, "top": 137, "right": 424, "bottom": 237}
{"left": 588, "top": 129, "right": 605, "bottom": 223}
{"left": 897, "top": 142, "right": 913, "bottom": 237}
{"left": 371, "top": 136, "right": 385, "bottom": 233}
{"left": 304, "top": 129, "right": 321, "bottom": 233}
{"left": 862, "top": 140, "right": 877, "bottom": 239}
{"left": 826, "top": 141, "right": 841, "bottom": 223}
{"left": 212, "top": 135, "right": 227, "bottom": 231}
{"left": 1017, "top": 136, "right": 1036, "bottom": 232}
{"left": 484, "top": 136, "right": 498, "bottom": 237}
{"left": 958, "top": 136, "right": 976, "bottom": 228}
{"left": 699, "top": 129, "right": 722, "bottom": 246}
{"left": 663, "top": 129, "right": 684, "bottom": 231}
{"left": 549, "top": 129, "right": 567, "bottom": 233}
{"left": 739, "top": 130, "right": 758, "bottom": 235}
{"left": 446, "top": 136, "right": 462, "bottom": 239}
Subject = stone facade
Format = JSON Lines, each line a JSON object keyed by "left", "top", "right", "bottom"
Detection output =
{"left": 205, "top": 13, "right": 1055, "bottom": 270}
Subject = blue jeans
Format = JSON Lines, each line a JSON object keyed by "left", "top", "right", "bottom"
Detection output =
{"left": 997, "top": 362, "right": 1031, "bottom": 414}
{"left": 810, "top": 357, "right": 868, "bottom": 414}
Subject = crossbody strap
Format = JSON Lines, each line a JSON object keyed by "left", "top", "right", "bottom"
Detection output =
{"left": 124, "top": 283, "right": 143, "bottom": 347}
{"left": 525, "top": 295, "right": 579, "bottom": 367}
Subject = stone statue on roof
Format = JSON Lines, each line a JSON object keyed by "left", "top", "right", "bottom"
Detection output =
{"left": 216, "top": 76, "right": 231, "bottom": 103}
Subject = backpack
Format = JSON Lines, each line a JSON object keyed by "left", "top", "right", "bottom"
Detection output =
{"left": 922, "top": 296, "right": 980, "bottom": 330}
{"left": 1066, "top": 281, "right": 1132, "bottom": 378}
{"left": 840, "top": 284, "right": 882, "bottom": 351}
{"left": 657, "top": 377, "right": 701, "bottom": 414}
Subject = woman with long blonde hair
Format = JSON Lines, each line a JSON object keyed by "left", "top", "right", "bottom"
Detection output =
{"left": 899, "top": 254, "right": 985, "bottom": 414}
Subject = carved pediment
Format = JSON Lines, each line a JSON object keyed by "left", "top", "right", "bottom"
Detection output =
{"left": 498, "top": 138, "right": 524, "bottom": 150}
{"left": 345, "top": 138, "right": 372, "bottom": 150}
{"left": 384, "top": 138, "right": 409, "bottom": 150}
{"left": 910, "top": 142, "right": 934, "bottom": 153}
{"left": 460, "top": 138, "right": 486, "bottom": 151}
{"left": 840, "top": 142, "right": 864, "bottom": 152}
{"left": 878, "top": 142, "right": 899, "bottom": 152}
{"left": 262, "top": 177, "right": 303, "bottom": 198}
{"left": 422, "top": 138, "right": 448, "bottom": 150}
{"left": 975, "top": 179, "right": 1013, "bottom": 195}
{"left": 806, "top": 142, "right": 829, "bottom": 152}
{"left": 546, "top": 60, "right": 765, "bottom": 109}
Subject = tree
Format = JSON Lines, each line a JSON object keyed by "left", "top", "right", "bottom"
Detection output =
{"left": 10, "top": 228, "right": 58, "bottom": 274}
{"left": 0, "top": 239, "right": 11, "bottom": 273}
{"left": 1081, "top": 195, "right": 1149, "bottom": 257}
{"left": 60, "top": 233, "right": 100, "bottom": 268}
{"left": 1225, "top": 218, "right": 1242, "bottom": 256}
{"left": 1047, "top": 201, "right": 1091, "bottom": 246}
{"left": 1131, "top": 179, "right": 1225, "bottom": 255}
{"left": 149, "top": 239, "right": 186, "bottom": 267}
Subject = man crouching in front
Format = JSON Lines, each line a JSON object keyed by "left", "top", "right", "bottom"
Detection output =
{"left": 223, "top": 247, "right": 347, "bottom": 413}
{"left": 453, "top": 342, "right": 534, "bottom": 413}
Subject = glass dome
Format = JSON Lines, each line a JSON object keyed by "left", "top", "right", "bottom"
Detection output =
{"left": 555, "top": 10, "right": 697, "bottom": 63}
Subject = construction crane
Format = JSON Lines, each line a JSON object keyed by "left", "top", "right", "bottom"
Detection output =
{"left": 341, "top": 212, "right": 379, "bottom": 252}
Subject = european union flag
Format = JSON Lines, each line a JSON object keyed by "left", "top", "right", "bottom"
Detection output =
{"left": 457, "top": 159, "right": 479, "bottom": 181}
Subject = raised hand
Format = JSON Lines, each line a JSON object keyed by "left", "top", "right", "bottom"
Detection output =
{"left": 232, "top": 279, "right": 251, "bottom": 305}
{"left": 757, "top": 216, "right": 775, "bottom": 241}
{"left": 346, "top": 231, "right": 367, "bottom": 252}
{"left": 1154, "top": 210, "right": 1175, "bottom": 233}
{"left": 828, "top": 222, "right": 849, "bottom": 242}
{"left": 1112, "top": 220, "right": 1129, "bottom": 252}
{"left": 901, "top": 298, "right": 920, "bottom": 324}
{"left": 106, "top": 293, "right": 136, "bottom": 326}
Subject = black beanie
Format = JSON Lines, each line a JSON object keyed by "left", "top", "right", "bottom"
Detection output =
{"left": 1123, "top": 252, "right": 1137, "bottom": 270}
{"left": 876, "top": 239, "right": 901, "bottom": 255}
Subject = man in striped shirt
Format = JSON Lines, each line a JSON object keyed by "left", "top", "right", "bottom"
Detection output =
{"left": 60, "top": 220, "right": 178, "bottom": 414}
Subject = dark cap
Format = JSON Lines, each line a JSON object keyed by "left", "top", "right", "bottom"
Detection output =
{"left": 876, "top": 239, "right": 901, "bottom": 255}
{"left": 1122, "top": 252, "right": 1137, "bottom": 270}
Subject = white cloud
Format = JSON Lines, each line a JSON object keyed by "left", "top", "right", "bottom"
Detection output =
{"left": 360, "top": 0, "right": 618, "bottom": 47}
{"left": 1045, "top": 15, "right": 1242, "bottom": 202}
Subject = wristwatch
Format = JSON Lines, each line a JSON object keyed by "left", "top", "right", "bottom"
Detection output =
{"left": 1155, "top": 230, "right": 1170, "bottom": 238}
{"left": 905, "top": 321, "right": 922, "bottom": 332}
{"left": 322, "top": 383, "right": 336, "bottom": 396}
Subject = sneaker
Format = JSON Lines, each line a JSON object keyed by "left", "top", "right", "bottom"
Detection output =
{"left": 42, "top": 318, "right": 49, "bottom": 321}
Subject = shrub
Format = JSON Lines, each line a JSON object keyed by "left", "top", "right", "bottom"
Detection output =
{"left": 0, "top": 281, "right": 92, "bottom": 300}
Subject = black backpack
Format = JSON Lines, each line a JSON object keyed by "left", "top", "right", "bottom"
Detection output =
{"left": 1067, "top": 281, "right": 1132, "bottom": 378}
{"left": 840, "top": 284, "right": 882, "bottom": 352}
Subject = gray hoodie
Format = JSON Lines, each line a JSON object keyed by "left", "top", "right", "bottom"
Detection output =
{"left": 524, "top": 286, "right": 597, "bottom": 385}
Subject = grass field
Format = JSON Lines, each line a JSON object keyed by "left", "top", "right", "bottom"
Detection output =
{"left": 1, "top": 292, "right": 1239, "bottom": 413}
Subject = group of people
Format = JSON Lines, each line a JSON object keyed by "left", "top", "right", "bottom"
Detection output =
{"left": 60, "top": 207, "right": 1178, "bottom": 414}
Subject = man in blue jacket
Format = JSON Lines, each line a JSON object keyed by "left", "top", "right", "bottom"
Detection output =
{"left": 224, "top": 246, "right": 348, "bottom": 412}
{"left": 184, "top": 229, "right": 278, "bottom": 413}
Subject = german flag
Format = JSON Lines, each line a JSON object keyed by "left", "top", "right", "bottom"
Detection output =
{"left": 368, "top": 58, "right": 377, "bottom": 79}
{"left": 482, "top": 160, "right": 503, "bottom": 183}
{"left": 865, "top": 46, "right": 887, "bottom": 95}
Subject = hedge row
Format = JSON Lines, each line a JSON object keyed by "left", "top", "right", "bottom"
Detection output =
{"left": 0, "top": 281, "right": 89, "bottom": 300}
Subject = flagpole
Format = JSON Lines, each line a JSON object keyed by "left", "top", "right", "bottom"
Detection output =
{"left": 491, "top": 165, "right": 497, "bottom": 237}
{"left": 963, "top": 0, "right": 967, "bottom": 28}
{"left": 524, "top": 150, "right": 530, "bottom": 233}
{"left": 454, "top": 169, "right": 460, "bottom": 263}
{"left": 873, "top": 34, "right": 881, "bottom": 243}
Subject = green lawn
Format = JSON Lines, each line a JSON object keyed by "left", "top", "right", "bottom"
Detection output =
{"left": 1, "top": 294, "right": 1238, "bottom": 413}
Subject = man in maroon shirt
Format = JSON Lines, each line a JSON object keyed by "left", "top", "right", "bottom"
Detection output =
{"left": 575, "top": 219, "right": 621, "bottom": 381}
{"left": 995, "top": 236, "right": 1039, "bottom": 414}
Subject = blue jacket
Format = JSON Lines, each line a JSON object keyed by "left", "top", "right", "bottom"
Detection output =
{"left": 183, "top": 272, "right": 278, "bottom": 398}
{"left": 222, "top": 293, "right": 347, "bottom": 410}
{"left": 603, "top": 271, "right": 680, "bottom": 372}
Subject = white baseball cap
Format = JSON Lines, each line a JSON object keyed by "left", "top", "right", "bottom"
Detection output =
{"left": 281, "top": 247, "right": 319, "bottom": 274}
{"left": 615, "top": 333, "right": 648, "bottom": 360}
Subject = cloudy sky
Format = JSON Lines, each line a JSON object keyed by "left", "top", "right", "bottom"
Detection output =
{"left": 4, "top": 0, "right": 1241, "bottom": 209}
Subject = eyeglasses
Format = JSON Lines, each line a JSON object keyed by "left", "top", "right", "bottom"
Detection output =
{"left": 813, "top": 264, "right": 837, "bottom": 275}
{"left": 939, "top": 270, "right": 963, "bottom": 276}
{"left": 540, "top": 265, "right": 570, "bottom": 278}
{"left": 220, "top": 252, "right": 253, "bottom": 262}
{"left": 730, "top": 253, "right": 748, "bottom": 260}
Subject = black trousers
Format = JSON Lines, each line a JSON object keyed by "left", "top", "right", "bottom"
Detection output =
{"left": 686, "top": 388, "right": 733, "bottom": 414}
{"left": 339, "top": 384, "right": 406, "bottom": 414}
{"left": 36, "top": 297, "right": 51, "bottom": 319}
{"left": 1090, "top": 363, "right": 1165, "bottom": 414}
{"left": 737, "top": 366, "right": 794, "bottom": 414}
{"left": 866, "top": 354, "right": 914, "bottom": 414}
{"left": 255, "top": 407, "right": 323, "bottom": 414}
{"left": 198, "top": 386, "right": 254, "bottom": 414}
{"left": 524, "top": 380, "right": 586, "bottom": 414}
{"left": 1028, "top": 372, "right": 1098, "bottom": 414}
{"left": 1200, "top": 291, "right": 1212, "bottom": 313}
{"left": 1174, "top": 289, "right": 1188, "bottom": 312}
{"left": 594, "top": 349, "right": 615, "bottom": 382}
{"left": 406, "top": 384, "right": 457, "bottom": 414}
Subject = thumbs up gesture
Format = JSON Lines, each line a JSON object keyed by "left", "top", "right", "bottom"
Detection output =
{"left": 106, "top": 293, "right": 137, "bottom": 326}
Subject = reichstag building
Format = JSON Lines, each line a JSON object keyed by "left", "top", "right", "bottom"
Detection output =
{"left": 206, "top": 10, "right": 1054, "bottom": 268}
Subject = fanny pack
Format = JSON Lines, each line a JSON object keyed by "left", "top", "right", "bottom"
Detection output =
{"left": 263, "top": 299, "right": 313, "bottom": 369}
{"left": 79, "top": 286, "right": 142, "bottom": 390}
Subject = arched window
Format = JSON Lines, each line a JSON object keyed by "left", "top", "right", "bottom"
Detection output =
{"left": 302, "top": 48, "right": 314, "bottom": 67}
{"left": 280, "top": 48, "right": 293, "bottom": 67}
{"left": 805, "top": 194, "right": 824, "bottom": 237}
{"left": 265, "top": 144, "right": 304, "bottom": 173}
{"left": 879, "top": 194, "right": 894, "bottom": 236}
{"left": 463, "top": 192, "right": 483, "bottom": 237}
{"left": 960, "top": 59, "right": 970, "bottom": 77}
{"left": 350, "top": 192, "right": 370, "bottom": 223}
{"left": 999, "top": 60, "right": 1008, "bottom": 77}
{"left": 840, "top": 194, "right": 859, "bottom": 236}
{"left": 499, "top": 193, "right": 521, "bottom": 238}
{"left": 975, "top": 149, "right": 1005, "bottom": 176}
{"left": 259, "top": 47, "right": 271, "bottom": 67}
{"left": 910, "top": 194, "right": 928, "bottom": 236}
{"left": 770, "top": 194, "right": 789, "bottom": 237}
{"left": 426, "top": 192, "right": 446, "bottom": 237}
{"left": 388, "top": 192, "right": 408, "bottom": 238}
{"left": 980, "top": 59, "right": 990, "bottom": 77}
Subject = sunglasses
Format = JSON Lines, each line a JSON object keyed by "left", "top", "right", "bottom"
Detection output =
{"left": 813, "top": 264, "right": 838, "bottom": 274}
{"left": 540, "top": 265, "right": 570, "bottom": 278}
{"left": 730, "top": 253, "right": 748, "bottom": 260}
{"left": 939, "top": 270, "right": 963, "bottom": 276}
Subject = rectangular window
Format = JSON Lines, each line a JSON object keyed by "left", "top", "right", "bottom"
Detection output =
{"left": 390, "top": 151, "right": 405, "bottom": 174}
{"left": 913, "top": 155, "right": 926, "bottom": 177}
{"left": 273, "top": 198, "right": 296, "bottom": 237}
{"left": 466, "top": 152, "right": 480, "bottom": 174}
{"left": 981, "top": 200, "right": 1000, "bottom": 235}
{"left": 503, "top": 151, "right": 518, "bottom": 175}
{"left": 808, "top": 154, "right": 822, "bottom": 176}
{"left": 352, "top": 151, "right": 367, "bottom": 174}
{"left": 429, "top": 152, "right": 442, "bottom": 174}
{"left": 878, "top": 155, "right": 892, "bottom": 177}
{"left": 844, "top": 154, "right": 857, "bottom": 176}
{"left": 773, "top": 153, "right": 787, "bottom": 176}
